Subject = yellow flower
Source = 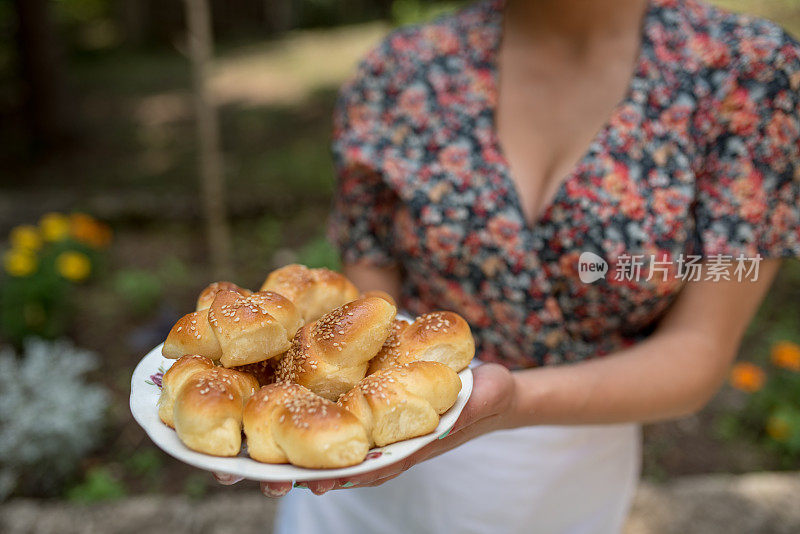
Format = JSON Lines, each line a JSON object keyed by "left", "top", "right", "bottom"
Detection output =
{"left": 729, "top": 362, "right": 766, "bottom": 393}
{"left": 4, "top": 249, "right": 37, "bottom": 277}
{"left": 771, "top": 341, "right": 800, "bottom": 372}
{"left": 9, "top": 225, "right": 42, "bottom": 251}
{"left": 40, "top": 213, "right": 70, "bottom": 242}
{"left": 766, "top": 415, "right": 792, "bottom": 443}
{"left": 56, "top": 251, "right": 91, "bottom": 282}
{"left": 70, "top": 213, "right": 112, "bottom": 248}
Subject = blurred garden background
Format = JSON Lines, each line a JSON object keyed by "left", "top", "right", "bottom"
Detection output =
{"left": 1, "top": 0, "right": 799, "bottom": 531}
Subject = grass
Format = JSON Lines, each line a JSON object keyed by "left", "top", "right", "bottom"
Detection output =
{"left": 66, "top": 467, "right": 127, "bottom": 503}
{"left": 742, "top": 261, "right": 800, "bottom": 361}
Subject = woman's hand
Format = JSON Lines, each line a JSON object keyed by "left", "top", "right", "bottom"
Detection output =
{"left": 213, "top": 362, "right": 517, "bottom": 497}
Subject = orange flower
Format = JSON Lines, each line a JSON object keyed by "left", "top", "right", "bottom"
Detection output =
{"left": 70, "top": 213, "right": 112, "bottom": 248}
{"left": 771, "top": 341, "right": 800, "bottom": 372}
{"left": 729, "top": 362, "right": 766, "bottom": 393}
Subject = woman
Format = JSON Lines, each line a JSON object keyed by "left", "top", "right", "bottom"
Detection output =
{"left": 216, "top": 0, "right": 800, "bottom": 531}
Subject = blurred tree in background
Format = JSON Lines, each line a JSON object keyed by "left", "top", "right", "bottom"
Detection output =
{"left": 0, "top": 0, "right": 434, "bottom": 155}
{"left": 11, "top": 0, "right": 73, "bottom": 152}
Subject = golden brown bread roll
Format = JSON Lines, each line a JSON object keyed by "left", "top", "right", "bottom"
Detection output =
{"left": 338, "top": 361, "right": 461, "bottom": 447}
{"left": 243, "top": 382, "right": 369, "bottom": 468}
{"left": 276, "top": 297, "right": 396, "bottom": 401}
{"left": 196, "top": 281, "right": 251, "bottom": 311}
{"left": 173, "top": 367, "right": 259, "bottom": 456}
{"left": 163, "top": 290, "right": 302, "bottom": 367}
{"left": 162, "top": 309, "right": 223, "bottom": 361}
{"left": 209, "top": 290, "right": 303, "bottom": 368}
{"left": 359, "top": 290, "right": 397, "bottom": 308}
{"left": 367, "top": 311, "right": 474, "bottom": 374}
{"left": 244, "top": 291, "right": 305, "bottom": 339}
{"left": 158, "top": 354, "right": 215, "bottom": 428}
{"left": 260, "top": 264, "right": 360, "bottom": 323}
{"left": 366, "top": 318, "right": 411, "bottom": 375}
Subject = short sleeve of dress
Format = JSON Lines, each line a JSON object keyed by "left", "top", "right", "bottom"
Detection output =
{"left": 326, "top": 43, "right": 400, "bottom": 268}
{"left": 694, "top": 33, "right": 800, "bottom": 259}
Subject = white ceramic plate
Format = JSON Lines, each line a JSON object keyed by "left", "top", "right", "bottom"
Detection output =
{"left": 130, "top": 344, "right": 473, "bottom": 482}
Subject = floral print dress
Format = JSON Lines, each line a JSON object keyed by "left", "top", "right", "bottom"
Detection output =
{"left": 327, "top": 0, "right": 800, "bottom": 369}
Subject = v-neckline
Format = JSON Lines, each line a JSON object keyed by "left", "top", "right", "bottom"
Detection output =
{"left": 485, "top": 0, "right": 655, "bottom": 233}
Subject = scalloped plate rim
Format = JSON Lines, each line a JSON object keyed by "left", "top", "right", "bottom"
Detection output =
{"left": 130, "top": 342, "right": 473, "bottom": 482}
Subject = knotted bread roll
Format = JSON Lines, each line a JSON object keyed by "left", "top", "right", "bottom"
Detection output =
{"left": 196, "top": 281, "right": 251, "bottom": 311}
{"left": 276, "top": 296, "right": 396, "bottom": 401}
{"left": 158, "top": 354, "right": 215, "bottom": 428}
{"left": 366, "top": 318, "right": 411, "bottom": 374}
{"left": 162, "top": 290, "right": 302, "bottom": 367}
{"left": 260, "top": 264, "right": 359, "bottom": 323}
{"left": 243, "top": 382, "right": 369, "bottom": 468}
{"left": 209, "top": 290, "right": 303, "bottom": 367}
{"left": 359, "top": 290, "right": 396, "bottom": 308}
{"left": 162, "top": 308, "right": 223, "bottom": 361}
{"left": 338, "top": 361, "right": 461, "bottom": 447}
{"left": 367, "top": 311, "right": 474, "bottom": 374}
{"left": 162, "top": 283, "right": 254, "bottom": 361}
{"left": 173, "top": 366, "right": 259, "bottom": 456}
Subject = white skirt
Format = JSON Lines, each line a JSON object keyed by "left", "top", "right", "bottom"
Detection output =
{"left": 275, "top": 422, "right": 641, "bottom": 534}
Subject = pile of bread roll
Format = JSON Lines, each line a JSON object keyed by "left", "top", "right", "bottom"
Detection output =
{"left": 157, "top": 264, "right": 475, "bottom": 468}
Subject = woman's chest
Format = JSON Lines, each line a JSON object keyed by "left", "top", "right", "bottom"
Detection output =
{"left": 385, "top": 66, "right": 702, "bottom": 335}
{"left": 495, "top": 47, "right": 647, "bottom": 228}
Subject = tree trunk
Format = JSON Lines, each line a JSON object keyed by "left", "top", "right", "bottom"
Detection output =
{"left": 183, "top": 0, "right": 233, "bottom": 279}
{"left": 12, "top": 0, "right": 72, "bottom": 152}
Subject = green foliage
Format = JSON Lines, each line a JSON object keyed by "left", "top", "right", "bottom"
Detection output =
{"left": 66, "top": 467, "right": 127, "bottom": 503}
{"left": 0, "top": 339, "right": 109, "bottom": 499}
{"left": 157, "top": 256, "right": 192, "bottom": 289}
{"left": 296, "top": 236, "right": 341, "bottom": 270}
{"left": 296, "top": 0, "right": 388, "bottom": 28}
{"left": 746, "top": 370, "right": 800, "bottom": 458}
{"left": 767, "top": 406, "right": 800, "bottom": 464}
{"left": 53, "top": 0, "right": 112, "bottom": 26}
{"left": 182, "top": 473, "right": 210, "bottom": 500}
{"left": 266, "top": 137, "right": 335, "bottom": 197}
{"left": 256, "top": 217, "right": 284, "bottom": 254}
{"left": 714, "top": 413, "right": 741, "bottom": 442}
{"left": 391, "top": 0, "right": 464, "bottom": 26}
{"left": 112, "top": 269, "right": 163, "bottom": 316}
{"left": 0, "top": 258, "right": 69, "bottom": 346}
{"left": 719, "top": 343, "right": 800, "bottom": 465}
{"left": 111, "top": 256, "right": 189, "bottom": 317}
{"left": 0, "top": 214, "right": 110, "bottom": 347}
{"left": 124, "top": 448, "right": 163, "bottom": 479}
{"left": 52, "top": 0, "right": 122, "bottom": 52}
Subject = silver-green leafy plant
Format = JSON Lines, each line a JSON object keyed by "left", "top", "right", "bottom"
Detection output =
{"left": 0, "top": 338, "right": 109, "bottom": 499}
